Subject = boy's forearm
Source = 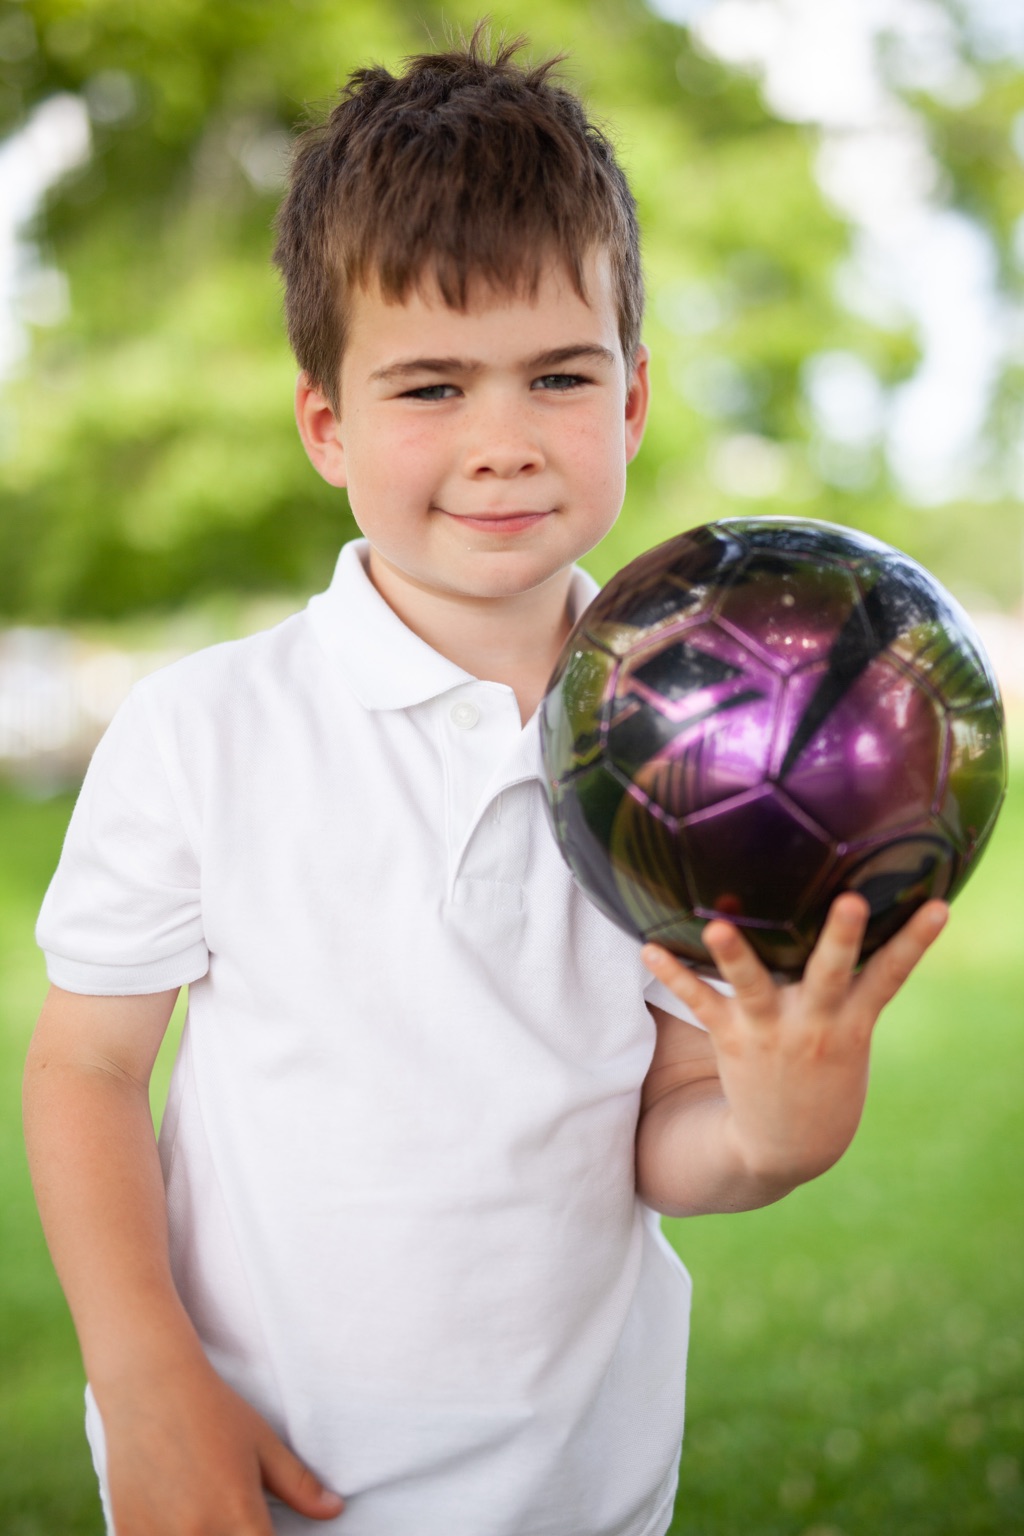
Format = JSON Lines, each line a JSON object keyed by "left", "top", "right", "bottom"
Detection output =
{"left": 635, "top": 1081, "right": 800, "bottom": 1218}
{"left": 23, "top": 1032, "right": 204, "bottom": 1393}
{"left": 23, "top": 994, "right": 348, "bottom": 1532}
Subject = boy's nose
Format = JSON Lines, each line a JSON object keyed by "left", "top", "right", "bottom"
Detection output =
{"left": 462, "top": 419, "right": 545, "bottom": 479}
{"left": 465, "top": 445, "right": 544, "bottom": 478}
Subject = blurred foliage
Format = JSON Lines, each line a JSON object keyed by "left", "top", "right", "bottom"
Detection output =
{"left": 0, "top": 0, "right": 1021, "bottom": 619}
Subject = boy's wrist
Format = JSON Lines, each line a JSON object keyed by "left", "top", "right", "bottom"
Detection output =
{"left": 82, "top": 1287, "right": 208, "bottom": 1399}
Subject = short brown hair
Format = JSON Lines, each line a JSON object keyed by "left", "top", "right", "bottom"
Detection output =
{"left": 272, "top": 26, "right": 643, "bottom": 414}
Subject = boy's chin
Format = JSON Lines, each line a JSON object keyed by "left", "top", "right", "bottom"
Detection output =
{"left": 370, "top": 543, "right": 576, "bottom": 604}
{"left": 442, "top": 551, "right": 579, "bottom": 602}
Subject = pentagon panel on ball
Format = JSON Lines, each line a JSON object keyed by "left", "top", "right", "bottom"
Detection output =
{"left": 539, "top": 517, "right": 1007, "bottom": 981}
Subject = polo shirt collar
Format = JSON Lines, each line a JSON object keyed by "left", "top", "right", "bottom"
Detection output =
{"left": 307, "top": 538, "right": 600, "bottom": 713}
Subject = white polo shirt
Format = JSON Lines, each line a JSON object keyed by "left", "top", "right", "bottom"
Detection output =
{"left": 37, "top": 540, "right": 696, "bottom": 1536}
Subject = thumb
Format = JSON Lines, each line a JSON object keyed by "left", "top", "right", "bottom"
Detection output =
{"left": 259, "top": 1430, "right": 345, "bottom": 1521}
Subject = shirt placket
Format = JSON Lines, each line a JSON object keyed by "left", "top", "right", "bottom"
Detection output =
{"left": 439, "top": 687, "right": 537, "bottom": 901}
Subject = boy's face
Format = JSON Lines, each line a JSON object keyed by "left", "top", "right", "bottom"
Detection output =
{"left": 296, "top": 248, "right": 648, "bottom": 612}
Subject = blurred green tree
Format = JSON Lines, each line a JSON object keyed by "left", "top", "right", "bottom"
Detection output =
{"left": 0, "top": 0, "right": 1020, "bottom": 619}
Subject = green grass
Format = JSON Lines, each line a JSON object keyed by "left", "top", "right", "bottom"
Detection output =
{"left": 667, "top": 714, "right": 1024, "bottom": 1535}
{"left": 1, "top": 719, "right": 1021, "bottom": 1534}
{"left": 0, "top": 789, "right": 100, "bottom": 1534}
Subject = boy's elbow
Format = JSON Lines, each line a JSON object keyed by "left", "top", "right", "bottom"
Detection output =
{"left": 634, "top": 1087, "right": 802, "bottom": 1218}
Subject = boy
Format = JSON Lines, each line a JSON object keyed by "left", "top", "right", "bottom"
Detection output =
{"left": 22, "top": 29, "right": 947, "bottom": 1536}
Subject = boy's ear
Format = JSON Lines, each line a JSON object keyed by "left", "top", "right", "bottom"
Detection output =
{"left": 624, "top": 345, "right": 650, "bottom": 465}
{"left": 294, "top": 373, "right": 347, "bottom": 488}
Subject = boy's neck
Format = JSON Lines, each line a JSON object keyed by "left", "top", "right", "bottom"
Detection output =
{"left": 367, "top": 548, "right": 574, "bottom": 724}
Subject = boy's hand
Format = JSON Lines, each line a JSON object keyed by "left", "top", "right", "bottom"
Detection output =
{"left": 101, "top": 1347, "right": 344, "bottom": 1535}
{"left": 639, "top": 894, "right": 948, "bottom": 1207}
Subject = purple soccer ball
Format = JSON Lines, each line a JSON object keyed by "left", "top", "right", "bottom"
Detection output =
{"left": 540, "top": 517, "right": 1007, "bottom": 980}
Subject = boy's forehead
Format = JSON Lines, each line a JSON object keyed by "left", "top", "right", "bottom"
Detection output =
{"left": 344, "top": 248, "right": 622, "bottom": 371}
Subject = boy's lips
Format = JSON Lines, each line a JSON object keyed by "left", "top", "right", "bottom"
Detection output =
{"left": 445, "top": 509, "right": 553, "bottom": 533}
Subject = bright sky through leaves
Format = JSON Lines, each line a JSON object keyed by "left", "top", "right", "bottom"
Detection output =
{"left": 649, "top": 0, "right": 1024, "bottom": 503}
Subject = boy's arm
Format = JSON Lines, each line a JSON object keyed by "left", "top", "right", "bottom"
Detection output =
{"left": 635, "top": 894, "right": 948, "bottom": 1217}
{"left": 23, "top": 986, "right": 344, "bottom": 1536}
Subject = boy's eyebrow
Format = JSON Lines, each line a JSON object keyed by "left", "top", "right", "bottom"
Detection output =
{"left": 529, "top": 344, "right": 618, "bottom": 372}
{"left": 368, "top": 343, "right": 617, "bottom": 384}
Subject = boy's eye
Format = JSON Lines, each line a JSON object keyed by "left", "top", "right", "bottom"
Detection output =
{"left": 533, "top": 373, "right": 587, "bottom": 391}
{"left": 402, "top": 383, "right": 459, "bottom": 401}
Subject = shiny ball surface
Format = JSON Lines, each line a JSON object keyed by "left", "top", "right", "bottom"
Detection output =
{"left": 540, "top": 517, "right": 1007, "bottom": 979}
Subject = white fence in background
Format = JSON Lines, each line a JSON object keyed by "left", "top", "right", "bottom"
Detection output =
{"left": 1, "top": 613, "right": 1022, "bottom": 795}
{"left": 0, "top": 628, "right": 185, "bottom": 792}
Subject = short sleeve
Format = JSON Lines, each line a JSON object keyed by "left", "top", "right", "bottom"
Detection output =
{"left": 36, "top": 687, "right": 208, "bottom": 995}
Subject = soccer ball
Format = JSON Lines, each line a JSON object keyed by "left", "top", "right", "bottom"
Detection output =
{"left": 540, "top": 517, "right": 1007, "bottom": 980}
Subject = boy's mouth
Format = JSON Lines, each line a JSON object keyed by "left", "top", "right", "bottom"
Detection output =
{"left": 446, "top": 509, "right": 552, "bottom": 534}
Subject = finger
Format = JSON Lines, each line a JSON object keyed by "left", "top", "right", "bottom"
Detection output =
{"left": 700, "top": 921, "right": 777, "bottom": 1021}
{"left": 801, "top": 892, "right": 870, "bottom": 1008}
{"left": 641, "top": 944, "right": 731, "bottom": 1032}
{"left": 260, "top": 1433, "right": 345, "bottom": 1521}
{"left": 855, "top": 899, "right": 949, "bottom": 1015}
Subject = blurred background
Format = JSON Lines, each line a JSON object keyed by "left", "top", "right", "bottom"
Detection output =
{"left": 0, "top": 1, "right": 1021, "bottom": 1533}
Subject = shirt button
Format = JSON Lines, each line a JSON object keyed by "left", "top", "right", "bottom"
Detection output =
{"left": 450, "top": 701, "right": 480, "bottom": 730}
